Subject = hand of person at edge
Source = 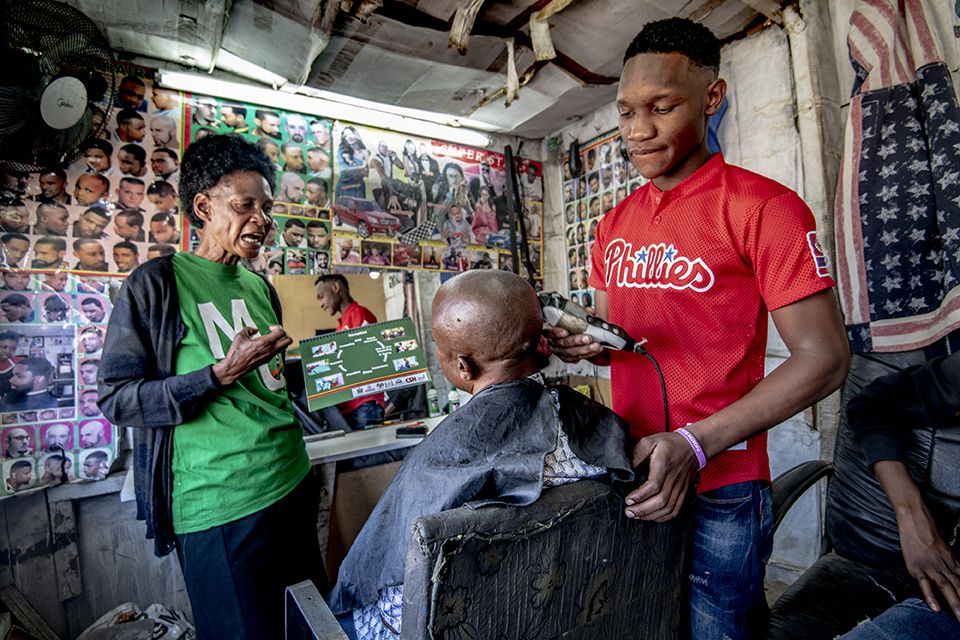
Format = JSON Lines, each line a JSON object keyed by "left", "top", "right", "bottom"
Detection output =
{"left": 544, "top": 326, "right": 604, "bottom": 363}
{"left": 897, "top": 501, "right": 960, "bottom": 621}
{"left": 625, "top": 432, "right": 698, "bottom": 522}
{"left": 212, "top": 325, "right": 293, "bottom": 387}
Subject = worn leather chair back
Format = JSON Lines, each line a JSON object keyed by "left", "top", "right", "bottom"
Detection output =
{"left": 401, "top": 479, "right": 693, "bottom": 640}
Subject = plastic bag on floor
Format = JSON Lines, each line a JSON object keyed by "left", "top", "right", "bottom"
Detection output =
{"left": 76, "top": 602, "right": 196, "bottom": 640}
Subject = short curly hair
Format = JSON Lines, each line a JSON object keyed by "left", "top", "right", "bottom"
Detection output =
{"left": 179, "top": 134, "right": 276, "bottom": 228}
{"left": 623, "top": 18, "right": 720, "bottom": 77}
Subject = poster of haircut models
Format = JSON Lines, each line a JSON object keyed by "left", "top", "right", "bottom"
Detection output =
{"left": 0, "top": 316, "right": 118, "bottom": 498}
{"left": 330, "top": 122, "right": 544, "bottom": 286}
{"left": 0, "top": 62, "right": 170, "bottom": 497}
{"left": 560, "top": 129, "right": 647, "bottom": 309}
{"left": 181, "top": 97, "right": 334, "bottom": 276}
{"left": 0, "top": 63, "right": 185, "bottom": 278}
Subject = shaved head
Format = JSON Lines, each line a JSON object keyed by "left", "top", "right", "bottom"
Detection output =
{"left": 432, "top": 271, "right": 543, "bottom": 392}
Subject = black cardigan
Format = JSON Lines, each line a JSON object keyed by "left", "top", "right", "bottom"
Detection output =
{"left": 97, "top": 255, "right": 283, "bottom": 557}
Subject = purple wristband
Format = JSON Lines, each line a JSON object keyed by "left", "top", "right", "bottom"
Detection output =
{"left": 675, "top": 427, "right": 707, "bottom": 470}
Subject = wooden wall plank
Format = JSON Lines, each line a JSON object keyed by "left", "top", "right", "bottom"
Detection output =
{"left": 4, "top": 491, "right": 66, "bottom": 635}
{"left": 48, "top": 501, "right": 81, "bottom": 601}
{"left": 62, "top": 493, "right": 191, "bottom": 638}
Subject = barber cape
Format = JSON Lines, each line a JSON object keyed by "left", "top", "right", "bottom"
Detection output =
{"left": 327, "top": 378, "right": 634, "bottom": 614}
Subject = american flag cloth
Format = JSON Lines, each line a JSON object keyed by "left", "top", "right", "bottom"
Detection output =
{"left": 835, "top": 0, "right": 960, "bottom": 352}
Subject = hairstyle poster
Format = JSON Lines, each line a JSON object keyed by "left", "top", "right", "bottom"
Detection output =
{"left": 0, "top": 63, "right": 186, "bottom": 280}
{"left": 331, "top": 122, "right": 543, "bottom": 286}
{"left": 560, "top": 129, "right": 648, "bottom": 310}
{"left": 0, "top": 320, "right": 118, "bottom": 498}
{"left": 181, "top": 96, "right": 334, "bottom": 277}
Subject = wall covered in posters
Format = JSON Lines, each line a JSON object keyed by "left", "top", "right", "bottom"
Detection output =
{"left": 0, "top": 62, "right": 174, "bottom": 497}
{"left": 0, "top": 60, "right": 546, "bottom": 498}
{"left": 560, "top": 129, "right": 647, "bottom": 309}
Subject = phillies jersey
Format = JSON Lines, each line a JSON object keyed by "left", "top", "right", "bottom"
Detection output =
{"left": 589, "top": 154, "right": 834, "bottom": 492}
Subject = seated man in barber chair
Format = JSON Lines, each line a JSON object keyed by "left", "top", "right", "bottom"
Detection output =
{"left": 838, "top": 352, "right": 960, "bottom": 639}
{"left": 327, "top": 271, "right": 634, "bottom": 639}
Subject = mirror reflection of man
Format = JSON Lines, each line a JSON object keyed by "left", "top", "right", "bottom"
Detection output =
{"left": 0, "top": 357, "right": 57, "bottom": 411}
{"left": 80, "top": 420, "right": 108, "bottom": 448}
{"left": 44, "top": 423, "right": 71, "bottom": 451}
{"left": 314, "top": 274, "right": 386, "bottom": 429}
{"left": 4, "top": 427, "right": 31, "bottom": 457}
{"left": 6, "top": 459, "right": 33, "bottom": 491}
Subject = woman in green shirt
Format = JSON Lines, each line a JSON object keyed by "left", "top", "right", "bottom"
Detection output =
{"left": 99, "top": 134, "right": 322, "bottom": 639}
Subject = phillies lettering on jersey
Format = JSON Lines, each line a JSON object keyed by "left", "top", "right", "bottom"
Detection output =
{"left": 603, "top": 238, "right": 715, "bottom": 292}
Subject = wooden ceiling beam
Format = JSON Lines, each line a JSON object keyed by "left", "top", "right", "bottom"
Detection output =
{"left": 373, "top": 1, "right": 616, "bottom": 85}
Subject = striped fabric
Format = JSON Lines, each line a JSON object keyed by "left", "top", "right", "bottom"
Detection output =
{"left": 835, "top": 0, "right": 960, "bottom": 352}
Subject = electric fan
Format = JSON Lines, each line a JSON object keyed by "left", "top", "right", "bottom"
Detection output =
{"left": 0, "top": 0, "right": 117, "bottom": 172}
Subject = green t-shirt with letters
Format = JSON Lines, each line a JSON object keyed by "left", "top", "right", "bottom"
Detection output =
{"left": 171, "top": 252, "right": 308, "bottom": 534}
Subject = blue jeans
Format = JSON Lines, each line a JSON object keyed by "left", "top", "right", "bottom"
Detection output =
{"left": 688, "top": 480, "right": 773, "bottom": 640}
{"left": 837, "top": 598, "right": 960, "bottom": 639}
{"left": 344, "top": 400, "right": 384, "bottom": 430}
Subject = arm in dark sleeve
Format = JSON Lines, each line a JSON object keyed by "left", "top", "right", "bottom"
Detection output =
{"left": 97, "top": 269, "right": 222, "bottom": 429}
{"left": 847, "top": 353, "right": 960, "bottom": 467}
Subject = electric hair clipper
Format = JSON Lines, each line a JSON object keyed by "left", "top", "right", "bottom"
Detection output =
{"left": 538, "top": 292, "right": 646, "bottom": 353}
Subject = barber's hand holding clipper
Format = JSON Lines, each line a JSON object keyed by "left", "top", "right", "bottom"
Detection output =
{"left": 213, "top": 325, "right": 293, "bottom": 386}
{"left": 542, "top": 291, "right": 697, "bottom": 522}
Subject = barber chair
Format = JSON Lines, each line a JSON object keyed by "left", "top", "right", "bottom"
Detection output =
{"left": 767, "top": 351, "right": 958, "bottom": 639}
{"left": 401, "top": 479, "right": 693, "bottom": 639}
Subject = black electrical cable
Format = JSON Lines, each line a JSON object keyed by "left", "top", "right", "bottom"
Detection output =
{"left": 634, "top": 343, "right": 670, "bottom": 433}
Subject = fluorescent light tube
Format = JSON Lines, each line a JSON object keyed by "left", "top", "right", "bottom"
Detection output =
{"left": 158, "top": 70, "right": 493, "bottom": 147}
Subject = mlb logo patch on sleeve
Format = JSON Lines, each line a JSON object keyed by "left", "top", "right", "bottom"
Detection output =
{"left": 806, "top": 231, "right": 830, "bottom": 278}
